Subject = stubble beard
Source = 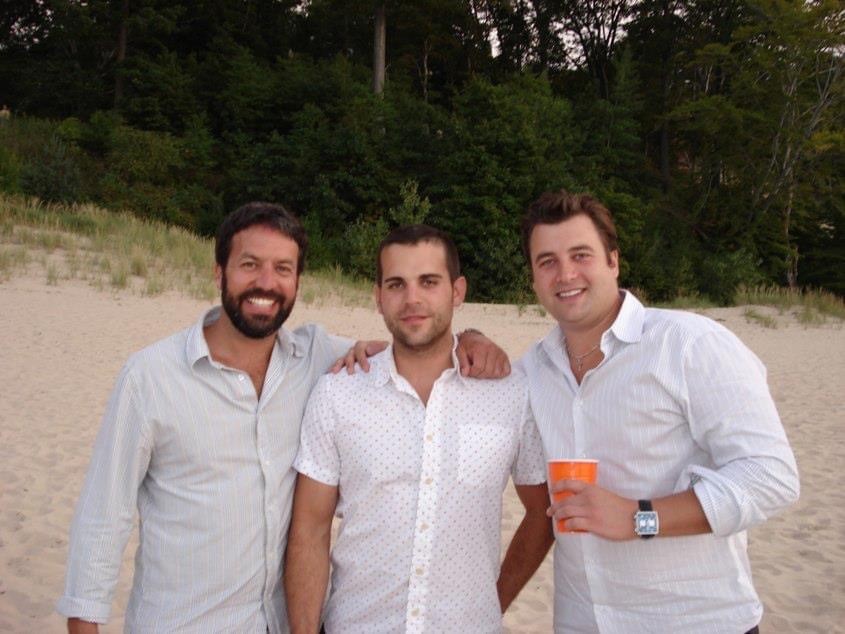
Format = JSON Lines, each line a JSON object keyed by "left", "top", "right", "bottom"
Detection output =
{"left": 386, "top": 312, "right": 453, "bottom": 354}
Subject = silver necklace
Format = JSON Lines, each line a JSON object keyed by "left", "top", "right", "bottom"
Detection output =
{"left": 564, "top": 339, "right": 600, "bottom": 372}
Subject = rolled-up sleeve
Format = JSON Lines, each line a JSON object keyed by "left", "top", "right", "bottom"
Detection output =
{"left": 682, "top": 329, "right": 799, "bottom": 536}
{"left": 56, "top": 362, "right": 153, "bottom": 622}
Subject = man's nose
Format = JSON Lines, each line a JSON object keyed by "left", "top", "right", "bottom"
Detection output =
{"left": 404, "top": 282, "right": 422, "bottom": 304}
{"left": 255, "top": 263, "right": 276, "bottom": 287}
{"left": 556, "top": 260, "right": 577, "bottom": 283}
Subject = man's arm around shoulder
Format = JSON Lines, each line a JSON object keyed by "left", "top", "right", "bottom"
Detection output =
{"left": 284, "top": 474, "right": 339, "bottom": 634}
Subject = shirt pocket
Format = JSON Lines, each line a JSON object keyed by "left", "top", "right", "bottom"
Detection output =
{"left": 457, "top": 424, "right": 515, "bottom": 487}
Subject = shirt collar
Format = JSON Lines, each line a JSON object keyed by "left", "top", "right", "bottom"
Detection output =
{"left": 185, "top": 306, "right": 304, "bottom": 368}
{"left": 369, "top": 334, "right": 466, "bottom": 388}
{"left": 540, "top": 289, "right": 645, "bottom": 364}
{"left": 608, "top": 289, "right": 645, "bottom": 344}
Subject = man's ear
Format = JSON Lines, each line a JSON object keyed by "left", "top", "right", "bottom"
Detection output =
{"left": 214, "top": 264, "right": 223, "bottom": 290}
{"left": 452, "top": 276, "right": 467, "bottom": 308}
{"left": 373, "top": 284, "right": 383, "bottom": 314}
{"left": 609, "top": 250, "right": 620, "bottom": 279}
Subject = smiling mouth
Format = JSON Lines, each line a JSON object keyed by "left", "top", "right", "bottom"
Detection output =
{"left": 246, "top": 297, "right": 276, "bottom": 307}
{"left": 556, "top": 288, "right": 584, "bottom": 299}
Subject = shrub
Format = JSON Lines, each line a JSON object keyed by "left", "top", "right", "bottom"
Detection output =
{"left": 20, "top": 136, "right": 83, "bottom": 202}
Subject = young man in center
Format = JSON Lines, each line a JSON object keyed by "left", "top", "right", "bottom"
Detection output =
{"left": 284, "top": 225, "right": 554, "bottom": 633}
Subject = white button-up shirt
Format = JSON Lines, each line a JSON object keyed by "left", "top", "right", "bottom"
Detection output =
{"left": 294, "top": 341, "right": 546, "bottom": 633}
{"left": 57, "top": 308, "right": 349, "bottom": 633}
{"left": 521, "top": 291, "right": 799, "bottom": 633}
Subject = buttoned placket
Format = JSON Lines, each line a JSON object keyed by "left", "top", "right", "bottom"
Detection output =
{"left": 570, "top": 334, "right": 615, "bottom": 627}
{"left": 403, "top": 372, "right": 451, "bottom": 634}
{"left": 256, "top": 341, "right": 291, "bottom": 631}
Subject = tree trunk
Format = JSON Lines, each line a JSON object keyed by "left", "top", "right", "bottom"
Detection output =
{"left": 784, "top": 179, "right": 798, "bottom": 288}
{"left": 372, "top": 3, "right": 386, "bottom": 95}
{"left": 114, "top": 0, "right": 129, "bottom": 108}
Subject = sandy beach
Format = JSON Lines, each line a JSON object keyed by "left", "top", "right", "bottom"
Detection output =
{"left": 1, "top": 274, "right": 843, "bottom": 633}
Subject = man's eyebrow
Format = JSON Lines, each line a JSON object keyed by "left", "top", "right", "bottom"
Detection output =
{"left": 533, "top": 250, "right": 556, "bottom": 263}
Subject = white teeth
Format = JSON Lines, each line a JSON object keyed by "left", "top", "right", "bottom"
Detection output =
{"left": 557, "top": 289, "right": 582, "bottom": 298}
{"left": 248, "top": 297, "right": 274, "bottom": 306}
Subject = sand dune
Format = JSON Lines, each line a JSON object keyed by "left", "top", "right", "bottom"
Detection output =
{"left": 0, "top": 275, "right": 842, "bottom": 632}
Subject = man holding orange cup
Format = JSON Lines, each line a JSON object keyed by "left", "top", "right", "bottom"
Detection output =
{"left": 547, "top": 459, "right": 598, "bottom": 533}
{"left": 519, "top": 190, "right": 799, "bottom": 633}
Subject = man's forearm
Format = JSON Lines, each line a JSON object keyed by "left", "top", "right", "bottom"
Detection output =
{"left": 652, "top": 488, "right": 712, "bottom": 537}
{"left": 67, "top": 618, "right": 99, "bottom": 634}
{"left": 496, "top": 511, "right": 554, "bottom": 612}
{"left": 284, "top": 531, "right": 331, "bottom": 633}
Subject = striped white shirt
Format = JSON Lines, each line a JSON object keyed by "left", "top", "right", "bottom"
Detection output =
{"left": 294, "top": 342, "right": 547, "bottom": 633}
{"left": 57, "top": 307, "right": 349, "bottom": 633}
{"left": 521, "top": 291, "right": 799, "bottom": 633}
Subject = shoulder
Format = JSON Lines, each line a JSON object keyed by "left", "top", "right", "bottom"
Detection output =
{"left": 641, "top": 306, "right": 732, "bottom": 345}
{"left": 462, "top": 362, "right": 529, "bottom": 399}
{"left": 307, "top": 347, "right": 386, "bottom": 400}
{"left": 124, "top": 324, "right": 193, "bottom": 375}
{"left": 287, "top": 322, "right": 332, "bottom": 350}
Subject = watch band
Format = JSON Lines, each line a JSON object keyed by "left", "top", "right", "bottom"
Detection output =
{"left": 638, "top": 499, "right": 653, "bottom": 512}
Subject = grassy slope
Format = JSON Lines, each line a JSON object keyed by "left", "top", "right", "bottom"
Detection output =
{"left": 1, "top": 193, "right": 842, "bottom": 323}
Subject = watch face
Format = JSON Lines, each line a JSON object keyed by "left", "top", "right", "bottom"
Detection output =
{"left": 635, "top": 511, "right": 659, "bottom": 536}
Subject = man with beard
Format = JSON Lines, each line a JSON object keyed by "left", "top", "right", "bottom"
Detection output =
{"left": 284, "top": 225, "right": 553, "bottom": 633}
{"left": 57, "top": 204, "right": 506, "bottom": 633}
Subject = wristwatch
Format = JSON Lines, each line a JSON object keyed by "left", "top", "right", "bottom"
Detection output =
{"left": 634, "top": 499, "right": 659, "bottom": 539}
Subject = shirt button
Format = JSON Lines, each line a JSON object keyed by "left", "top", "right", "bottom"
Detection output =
{"left": 425, "top": 434, "right": 433, "bottom": 441}
{"left": 424, "top": 477, "right": 433, "bottom": 485}
{"left": 415, "top": 567, "right": 424, "bottom": 575}
{"left": 420, "top": 522, "right": 429, "bottom": 531}
{"left": 411, "top": 608, "right": 420, "bottom": 617}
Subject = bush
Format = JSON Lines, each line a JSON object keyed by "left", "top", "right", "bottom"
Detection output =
{"left": 0, "top": 144, "right": 22, "bottom": 193}
{"left": 20, "top": 136, "right": 83, "bottom": 202}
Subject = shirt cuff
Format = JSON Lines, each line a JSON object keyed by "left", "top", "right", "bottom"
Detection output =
{"left": 293, "top": 457, "right": 339, "bottom": 487}
{"left": 512, "top": 468, "right": 547, "bottom": 486}
{"left": 55, "top": 595, "right": 111, "bottom": 624}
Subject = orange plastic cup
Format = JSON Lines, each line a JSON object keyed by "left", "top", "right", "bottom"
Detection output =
{"left": 548, "top": 459, "right": 598, "bottom": 533}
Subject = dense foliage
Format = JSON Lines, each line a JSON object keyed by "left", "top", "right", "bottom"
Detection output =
{"left": 1, "top": 0, "right": 842, "bottom": 301}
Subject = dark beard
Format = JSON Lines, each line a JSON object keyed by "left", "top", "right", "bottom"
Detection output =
{"left": 221, "top": 274, "right": 294, "bottom": 339}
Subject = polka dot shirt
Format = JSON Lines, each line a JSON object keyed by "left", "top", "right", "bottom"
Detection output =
{"left": 294, "top": 342, "right": 546, "bottom": 633}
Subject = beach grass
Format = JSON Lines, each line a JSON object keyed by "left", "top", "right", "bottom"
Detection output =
{"left": 0, "top": 193, "right": 370, "bottom": 306}
{"left": 735, "top": 284, "right": 845, "bottom": 323}
{"left": 742, "top": 307, "right": 778, "bottom": 329}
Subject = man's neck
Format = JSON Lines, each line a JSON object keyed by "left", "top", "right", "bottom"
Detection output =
{"left": 560, "top": 292, "right": 624, "bottom": 352}
{"left": 204, "top": 314, "right": 277, "bottom": 397}
{"left": 393, "top": 333, "right": 455, "bottom": 405}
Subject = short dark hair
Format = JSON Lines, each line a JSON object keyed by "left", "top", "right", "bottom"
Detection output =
{"left": 521, "top": 190, "right": 618, "bottom": 265}
{"left": 215, "top": 202, "right": 308, "bottom": 273}
{"left": 376, "top": 224, "right": 461, "bottom": 284}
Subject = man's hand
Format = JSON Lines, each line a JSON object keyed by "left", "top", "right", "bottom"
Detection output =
{"left": 547, "top": 479, "right": 638, "bottom": 540}
{"left": 456, "top": 330, "right": 510, "bottom": 378}
{"left": 67, "top": 619, "right": 99, "bottom": 634}
{"left": 329, "top": 340, "right": 389, "bottom": 374}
